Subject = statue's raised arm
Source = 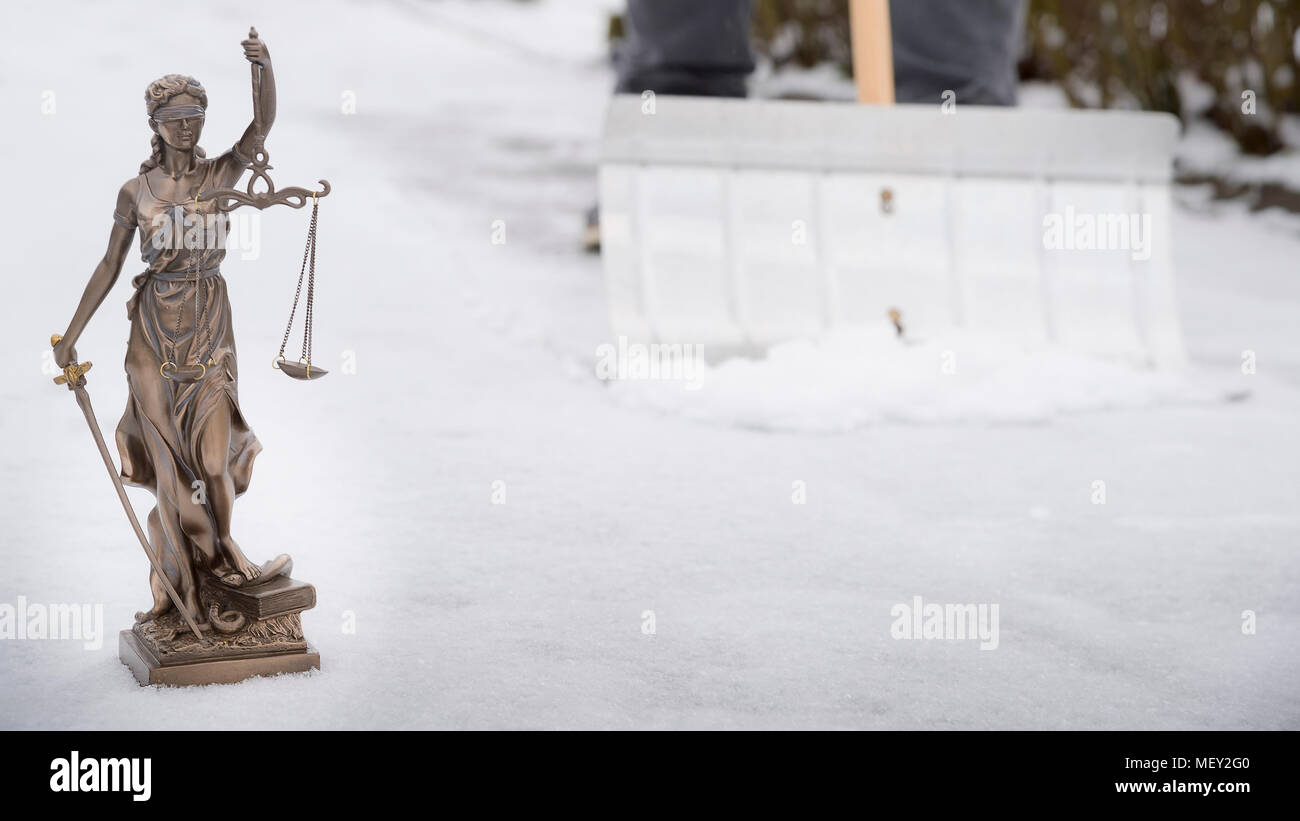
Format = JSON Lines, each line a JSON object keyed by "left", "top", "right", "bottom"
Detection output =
{"left": 201, "top": 27, "right": 328, "bottom": 212}
{"left": 232, "top": 28, "right": 275, "bottom": 172}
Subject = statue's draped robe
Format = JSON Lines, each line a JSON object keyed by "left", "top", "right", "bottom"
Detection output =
{"left": 113, "top": 153, "right": 260, "bottom": 618}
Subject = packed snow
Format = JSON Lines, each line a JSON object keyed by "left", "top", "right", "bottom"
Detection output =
{"left": 604, "top": 323, "right": 1266, "bottom": 433}
{"left": 0, "top": 0, "right": 1297, "bottom": 729}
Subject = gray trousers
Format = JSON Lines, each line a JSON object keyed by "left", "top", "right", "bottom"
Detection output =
{"left": 615, "top": 0, "right": 756, "bottom": 97}
{"left": 616, "top": 0, "right": 1026, "bottom": 105}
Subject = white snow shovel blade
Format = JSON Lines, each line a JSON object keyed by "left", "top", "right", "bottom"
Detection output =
{"left": 597, "top": 95, "right": 1185, "bottom": 367}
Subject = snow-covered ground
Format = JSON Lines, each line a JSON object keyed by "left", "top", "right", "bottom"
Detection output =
{"left": 1, "top": 0, "right": 1297, "bottom": 729}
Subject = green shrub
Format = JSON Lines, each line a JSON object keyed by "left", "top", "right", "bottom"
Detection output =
{"left": 746, "top": 0, "right": 1299, "bottom": 154}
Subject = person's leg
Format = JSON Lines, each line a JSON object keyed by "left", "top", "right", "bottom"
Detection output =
{"left": 588, "top": 0, "right": 756, "bottom": 251}
{"left": 889, "top": 0, "right": 1027, "bottom": 106}
{"left": 616, "top": 0, "right": 755, "bottom": 98}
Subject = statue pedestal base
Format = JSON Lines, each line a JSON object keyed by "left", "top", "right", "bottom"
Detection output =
{"left": 120, "top": 630, "right": 319, "bottom": 686}
{"left": 120, "top": 575, "right": 320, "bottom": 686}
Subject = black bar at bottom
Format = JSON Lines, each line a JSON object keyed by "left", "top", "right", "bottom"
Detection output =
{"left": 4, "top": 730, "right": 1291, "bottom": 807}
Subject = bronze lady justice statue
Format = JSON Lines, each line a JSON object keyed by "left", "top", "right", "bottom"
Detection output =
{"left": 52, "top": 30, "right": 323, "bottom": 685}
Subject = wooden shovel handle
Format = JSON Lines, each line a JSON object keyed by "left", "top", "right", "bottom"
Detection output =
{"left": 849, "top": 0, "right": 895, "bottom": 104}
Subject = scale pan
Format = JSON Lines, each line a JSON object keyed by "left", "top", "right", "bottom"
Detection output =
{"left": 277, "top": 360, "right": 328, "bottom": 380}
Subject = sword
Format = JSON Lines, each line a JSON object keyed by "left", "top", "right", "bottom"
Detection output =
{"left": 50, "top": 334, "right": 208, "bottom": 644}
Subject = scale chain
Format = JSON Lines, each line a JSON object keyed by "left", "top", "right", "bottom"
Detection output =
{"left": 304, "top": 198, "right": 317, "bottom": 365}
{"left": 279, "top": 196, "right": 319, "bottom": 363}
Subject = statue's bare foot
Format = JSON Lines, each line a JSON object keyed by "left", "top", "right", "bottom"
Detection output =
{"left": 223, "top": 538, "right": 262, "bottom": 585}
{"left": 134, "top": 607, "right": 165, "bottom": 623}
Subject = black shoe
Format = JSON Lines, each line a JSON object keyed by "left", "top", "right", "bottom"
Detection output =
{"left": 582, "top": 204, "right": 600, "bottom": 254}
